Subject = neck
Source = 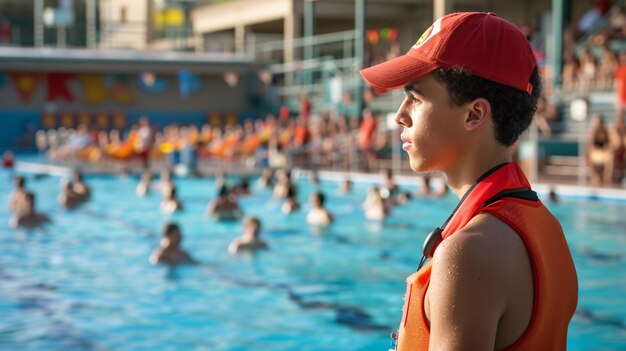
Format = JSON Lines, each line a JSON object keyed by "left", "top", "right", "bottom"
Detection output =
{"left": 446, "top": 144, "right": 511, "bottom": 198}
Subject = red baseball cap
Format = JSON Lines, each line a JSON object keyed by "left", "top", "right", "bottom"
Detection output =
{"left": 360, "top": 12, "right": 536, "bottom": 95}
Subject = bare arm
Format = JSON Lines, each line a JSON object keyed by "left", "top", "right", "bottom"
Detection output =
{"left": 427, "top": 227, "right": 505, "bottom": 350}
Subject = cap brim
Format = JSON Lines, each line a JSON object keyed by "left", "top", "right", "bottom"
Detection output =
{"left": 360, "top": 54, "right": 439, "bottom": 92}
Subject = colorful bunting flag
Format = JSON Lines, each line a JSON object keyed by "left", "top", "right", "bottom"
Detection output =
{"left": 47, "top": 73, "right": 74, "bottom": 102}
{"left": 137, "top": 72, "right": 168, "bottom": 93}
{"left": 79, "top": 74, "right": 109, "bottom": 104}
{"left": 107, "top": 74, "right": 133, "bottom": 104}
{"left": 11, "top": 72, "right": 40, "bottom": 103}
{"left": 178, "top": 70, "right": 202, "bottom": 98}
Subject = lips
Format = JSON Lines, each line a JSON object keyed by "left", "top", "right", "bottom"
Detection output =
{"left": 400, "top": 135, "right": 411, "bottom": 151}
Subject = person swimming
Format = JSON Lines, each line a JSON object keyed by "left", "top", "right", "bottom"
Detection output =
{"left": 380, "top": 169, "right": 400, "bottom": 201}
{"left": 8, "top": 176, "right": 28, "bottom": 214}
{"left": 339, "top": 177, "right": 353, "bottom": 194}
{"left": 156, "top": 169, "right": 174, "bottom": 198}
{"left": 149, "top": 222, "right": 196, "bottom": 265}
{"left": 257, "top": 168, "right": 274, "bottom": 188}
{"left": 234, "top": 177, "right": 252, "bottom": 196}
{"left": 161, "top": 186, "right": 183, "bottom": 214}
{"left": 273, "top": 168, "right": 293, "bottom": 199}
{"left": 10, "top": 192, "right": 50, "bottom": 228}
{"left": 306, "top": 191, "right": 333, "bottom": 226}
{"left": 206, "top": 184, "right": 244, "bottom": 221}
{"left": 362, "top": 186, "right": 388, "bottom": 221}
{"left": 228, "top": 216, "right": 268, "bottom": 253}
{"left": 71, "top": 170, "right": 91, "bottom": 203}
{"left": 58, "top": 180, "right": 81, "bottom": 209}
{"left": 136, "top": 171, "right": 153, "bottom": 197}
{"left": 282, "top": 185, "right": 301, "bottom": 214}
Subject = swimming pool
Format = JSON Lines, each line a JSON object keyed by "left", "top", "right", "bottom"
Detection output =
{"left": 0, "top": 169, "right": 625, "bottom": 350}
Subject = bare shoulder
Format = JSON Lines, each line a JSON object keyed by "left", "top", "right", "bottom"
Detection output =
{"left": 434, "top": 212, "right": 529, "bottom": 283}
{"left": 427, "top": 212, "right": 533, "bottom": 349}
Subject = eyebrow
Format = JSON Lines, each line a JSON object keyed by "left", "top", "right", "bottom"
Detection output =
{"left": 404, "top": 84, "right": 425, "bottom": 96}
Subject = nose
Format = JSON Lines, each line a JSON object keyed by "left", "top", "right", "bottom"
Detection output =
{"left": 395, "top": 98, "right": 412, "bottom": 128}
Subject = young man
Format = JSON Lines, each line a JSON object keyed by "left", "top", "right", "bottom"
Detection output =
{"left": 360, "top": 12, "right": 577, "bottom": 350}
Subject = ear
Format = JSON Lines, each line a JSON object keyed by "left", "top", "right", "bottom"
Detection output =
{"left": 463, "top": 98, "right": 491, "bottom": 131}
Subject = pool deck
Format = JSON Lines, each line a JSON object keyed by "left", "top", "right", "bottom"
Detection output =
{"left": 13, "top": 160, "right": 626, "bottom": 201}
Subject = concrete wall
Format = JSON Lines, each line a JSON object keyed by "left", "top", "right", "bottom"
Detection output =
{"left": 99, "top": 0, "right": 149, "bottom": 49}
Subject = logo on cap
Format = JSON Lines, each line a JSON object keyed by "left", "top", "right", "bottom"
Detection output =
{"left": 413, "top": 17, "right": 442, "bottom": 49}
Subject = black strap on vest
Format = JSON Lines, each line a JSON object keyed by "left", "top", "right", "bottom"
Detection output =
{"left": 418, "top": 187, "right": 539, "bottom": 270}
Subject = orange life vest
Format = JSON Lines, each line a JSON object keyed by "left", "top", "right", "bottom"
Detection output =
{"left": 397, "top": 163, "right": 578, "bottom": 350}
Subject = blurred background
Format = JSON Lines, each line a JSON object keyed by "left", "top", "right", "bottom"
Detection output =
{"left": 0, "top": 0, "right": 625, "bottom": 350}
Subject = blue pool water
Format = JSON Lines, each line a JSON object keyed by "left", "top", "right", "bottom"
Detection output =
{"left": 0, "top": 169, "right": 625, "bottom": 350}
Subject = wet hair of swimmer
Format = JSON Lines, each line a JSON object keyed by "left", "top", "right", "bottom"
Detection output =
{"left": 163, "top": 222, "right": 182, "bottom": 245}
{"left": 286, "top": 185, "right": 297, "bottom": 199}
{"left": 167, "top": 186, "right": 177, "bottom": 199}
{"left": 240, "top": 177, "right": 249, "bottom": 189}
{"left": 244, "top": 216, "right": 261, "bottom": 238}
{"left": 312, "top": 191, "right": 325, "bottom": 206}
{"left": 218, "top": 184, "right": 230, "bottom": 197}
{"left": 13, "top": 176, "right": 25, "bottom": 188}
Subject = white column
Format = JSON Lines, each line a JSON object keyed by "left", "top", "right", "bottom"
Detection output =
{"left": 434, "top": 0, "right": 452, "bottom": 21}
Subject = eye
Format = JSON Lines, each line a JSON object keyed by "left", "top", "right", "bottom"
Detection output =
{"left": 407, "top": 92, "right": 421, "bottom": 104}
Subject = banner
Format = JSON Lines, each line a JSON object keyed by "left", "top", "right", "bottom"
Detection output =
{"left": 10, "top": 72, "right": 40, "bottom": 103}
{"left": 47, "top": 73, "right": 74, "bottom": 102}
{"left": 79, "top": 74, "right": 109, "bottom": 104}
{"left": 137, "top": 72, "right": 168, "bottom": 93}
{"left": 177, "top": 70, "right": 201, "bottom": 98}
{"left": 107, "top": 74, "right": 133, "bottom": 104}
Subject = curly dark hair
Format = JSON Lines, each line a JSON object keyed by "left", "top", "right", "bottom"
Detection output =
{"left": 434, "top": 66, "right": 541, "bottom": 147}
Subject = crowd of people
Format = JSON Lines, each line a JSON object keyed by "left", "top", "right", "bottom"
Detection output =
{"left": 35, "top": 110, "right": 391, "bottom": 175}
{"left": 6, "top": 164, "right": 448, "bottom": 265}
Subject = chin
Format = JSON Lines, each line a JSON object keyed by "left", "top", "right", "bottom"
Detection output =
{"left": 408, "top": 155, "right": 432, "bottom": 173}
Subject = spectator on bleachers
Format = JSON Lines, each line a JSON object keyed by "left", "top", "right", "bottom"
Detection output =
{"left": 609, "top": 113, "right": 626, "bottom": 184}
{"left": 579, "top": 48, "right": 598, "bottom": 91}
{"left": 562, "top": 51, "right": 580, "bottom": 92}
{"left": 587, "top": 114, "right": 613, "bottom": 186}
{"left": 598, "top": 46, "right": 618, "bottom": 90}
{"left": 534, "top": 96, "right": 558, "bottom": 138}
{"left": 614, "top": 51, "right": 626, "bottom": 115}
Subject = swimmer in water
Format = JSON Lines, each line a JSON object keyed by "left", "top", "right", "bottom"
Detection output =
{"left": 257, "top": 168, "right": 274, "bottom": 188}
{"left": 282, "top": 185, "right": 301, "bottom": 214}
{"left": 206, "top": 184, "right": 244, "bottom": 221}
{"left": 58, "top": 180, "right": 81, "bottom": 209}
{"left": 161, "top": 186, "right": 183, "bottom": 214}
{"left": 306, "top": 191, "right": 333, "bottom": 226}
{"left": 362, "top": 186, "right": 389, "bottom": 221}
{"left": 10, "top": 192, "right": 50, "bottom": 228}
{"left": 8, "top": 176, "right": 28, "bottom": 214}
{"left": 228, "top": 216, "right": 268, "bottom": 253}
{"left": 149, "top": 222, "right": 196, "bottom": 265}
{"left": 71, "top": 170, "right": 91, "bottom": 203}
{"left": 136, "top": 171, "right": 153, "bottom": 197}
